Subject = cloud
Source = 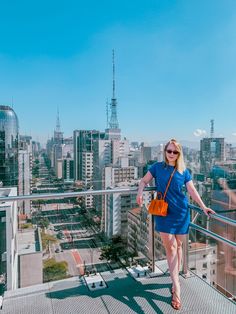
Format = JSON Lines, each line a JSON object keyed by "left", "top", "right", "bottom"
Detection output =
{"left": 232, "top": 132, "right": 236, "bottom": 137}
{"left": 193, "top": 129, "right": 207, "bottom": 137}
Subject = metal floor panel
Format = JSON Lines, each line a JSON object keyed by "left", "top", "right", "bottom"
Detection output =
{"left": 1, "top": 267, "right": 235, "bottom": 314}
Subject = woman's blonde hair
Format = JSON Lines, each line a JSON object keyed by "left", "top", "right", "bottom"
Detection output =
{"left": 164, "top": 138, "right": 186, "bottom": 174}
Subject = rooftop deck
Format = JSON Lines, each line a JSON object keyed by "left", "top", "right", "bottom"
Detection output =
{"left": 1, "top": 261, "right": 235, "bottom": 314}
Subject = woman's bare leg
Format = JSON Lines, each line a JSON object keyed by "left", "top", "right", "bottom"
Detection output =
{"left": 160, "top": 232, "right": 181, "bottom": 300}
{"left": 176, "top": 234, "right": 185, "bottom": 273}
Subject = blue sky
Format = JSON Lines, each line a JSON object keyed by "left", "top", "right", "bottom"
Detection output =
{"left": 1, "top": 0, "right": 236, "bottom": 145}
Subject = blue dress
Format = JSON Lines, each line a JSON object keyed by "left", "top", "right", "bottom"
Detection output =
{"left": 149, "top": 162, "right": 192, "bottom": 234}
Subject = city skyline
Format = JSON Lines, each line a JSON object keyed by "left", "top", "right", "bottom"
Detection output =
{"left": 1, "top": 1, "right": 236, "bottom": 145}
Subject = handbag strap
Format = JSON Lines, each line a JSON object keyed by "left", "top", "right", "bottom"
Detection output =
{"left": 163, "top": 167, "right": 176, "bottom": 200}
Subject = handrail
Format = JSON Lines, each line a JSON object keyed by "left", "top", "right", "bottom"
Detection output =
{"left": 189, "top": 204, "right": 236, "bottom": 227}
{"left": 1, "top": 188, "right": 235, "bottom": 228}
{"left": 0, "top": 186, "right": 156, "bottom": 202}
{"left": 1, "top": 186, "right": 236, "bottom": 278}
{"left": 189, "top": 222, "right": 236, "bottom": 249}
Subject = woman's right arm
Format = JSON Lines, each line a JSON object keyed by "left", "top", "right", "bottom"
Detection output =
{"left": 136, "top": 171, "right": 154, "bottom": 206}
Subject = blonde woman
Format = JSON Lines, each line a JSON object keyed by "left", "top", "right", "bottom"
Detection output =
{"left": 136, "top": 139, "right": 215, "bottom": 310}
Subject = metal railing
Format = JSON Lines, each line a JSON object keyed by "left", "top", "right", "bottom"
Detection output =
{"left": 189, "top": 204, "right": 236, "bottom": 227}
{"left": 1, "top": 187, "right": 236, "bottom": 275}
{"left": 183, "top": 204, "right": 236, "bottom": 276}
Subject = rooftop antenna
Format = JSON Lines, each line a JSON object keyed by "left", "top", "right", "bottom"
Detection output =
{"left": 56, "top": 107, "right": 61, "bottom": 132}
{"left": 210, "top": 119, "right": 214, "bottom": 138}
{"left": 109, "top": 49, "right": 119, "bottom": 129}
{"left": 112, "top": 49, "right": 115, "bottom": 99}
{"left": 106, "top": 99, "right": 109, "bottom": 128}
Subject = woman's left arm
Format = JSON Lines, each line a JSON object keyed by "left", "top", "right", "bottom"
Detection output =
{"left": 186, "top": 180, "right": 216, "bottom": 216}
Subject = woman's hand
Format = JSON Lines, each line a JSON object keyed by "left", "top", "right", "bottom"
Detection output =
{"left": 136, "top": 172, "right": 153, "bottom": 206}
{"left": 202, "top": 206, "right": 215, "bottom": 217}
{"left": 136, "top": 194, "right": 143, "bottom": 206}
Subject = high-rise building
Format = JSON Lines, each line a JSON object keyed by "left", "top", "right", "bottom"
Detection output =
{"left": 82, "top": 152, "right": 94, "bottom": 208}
{"left": 105, "top": 185, "right": 137, "bottom": 239}
{"left": 140, "top": 143, "right": 152, "bottom": 163}
{"left": 200, "top": 137, "right": 225, "bottom": 175}
{"left": 103, "top": 168, "right": 138, "bottom": 238}
{"left": 55, "top": 137, "right": 74, "bottom": 181}
{"left": 52, "top": 110, "right": 63, "bottom": 170}
{"left": 0, "top": 106, "right": 19, "bottom": 187}
{"left": 154, "top": 144, "right": 164, "bottom": 162}
{"left": 31, "top": 141, "right": 41, "bottom": 160}
{"left": 46, "top": 110, "right": 64, "bottom": 171}
{"left": 73, "top": 130, "right": 106, "bottom": 209}
{"left": 56, "top": 156, "right": 74, "bottom": 182}
{"left": 18, "top": 136, "right": 32, "bottom": 215}
{"left": 73, "top": 130, "right": 105, "bottom": 182}
{"left": 54, "top": 109, "right": 63, "bottom": 145}
{"left": 111, "top": 139, "right": 129, "bottom": 165}
{"left": 92, "top": 139, "right": 112, "bottom": 211}
{"left": 127, "top": 202, "right": 151, "bottom": 258}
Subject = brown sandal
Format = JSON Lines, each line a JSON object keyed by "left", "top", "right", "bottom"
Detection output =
{"left": 171, "top": 291, "right": 181, "bottom": 310}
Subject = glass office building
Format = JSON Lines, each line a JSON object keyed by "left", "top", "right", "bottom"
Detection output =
{"left": 0, "top": 106, "right": 19, "bottom": 187}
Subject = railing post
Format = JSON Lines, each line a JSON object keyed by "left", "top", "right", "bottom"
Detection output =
{"left": 182, "top": 233, "right": 189, "bottom": 277}
{"left": 151, "top": 214, "right": 155, "bottom": 272}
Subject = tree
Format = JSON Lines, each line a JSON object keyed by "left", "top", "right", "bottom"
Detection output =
{"left": 32, "top": 164, "right": 39, "bottom": 177}
{"left": 99, "top": 235, "right": 126, "bottom": 262}
{"left": 38, "top": 217, "right": 50, "bottom": 229}
{"left": 41, "top": 232, "right": 57, "bottom": 251}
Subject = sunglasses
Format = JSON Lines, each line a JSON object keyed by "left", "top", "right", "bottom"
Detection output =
{"left": 166, "top": 149, "right": 179, "bottom": 155}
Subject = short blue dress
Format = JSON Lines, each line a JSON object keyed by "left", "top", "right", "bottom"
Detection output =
{"left": 149, "top": 162, "right": 192, "bottom": 234}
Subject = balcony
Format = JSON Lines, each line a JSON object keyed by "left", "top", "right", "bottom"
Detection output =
{"left": 2, "top": 260, "right": 235, "bottom": 314}
{"left": 0, "top": 188, "right": 235, "bottom": 313}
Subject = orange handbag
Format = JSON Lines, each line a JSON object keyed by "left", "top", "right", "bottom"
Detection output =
{"left": 148, "top": 168, "right": 176, "bottom": 216}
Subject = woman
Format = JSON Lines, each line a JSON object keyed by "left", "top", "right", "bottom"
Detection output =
{"left": 136, "top": 139, "right": 215, "bottom": 310}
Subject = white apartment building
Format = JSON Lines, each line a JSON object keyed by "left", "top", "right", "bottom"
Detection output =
{"left": 93, "top": 139, "right": 112, "bottom": 188}
{"left": 103, "top": 174, "right": 139, "bottom": 239}
{"left": 56, "top": 159, "right": 63, "bottom": 179}
{"left": 93, "top": 140, "right": 112, "bottom": 212}
{"left": 18, "top": 144, "right": 32, "bottom": 215}
{"left": 55, "top": 141, "right": 74, "bottom": 181}
{"left": 112, "top": 139, "right": 129, "bottom": 165}
{"left": 82, "top": 152, "right": 94, "bottom": 208}
{"left": 189, "top": 242, "right": 217, "bottom": 286}
{"left": 0, "top": 188, "right": 18, "bottom": 291}
{"left": 127, "top": 203, "right": 151, "bottom": 258}
{"left": 104, "top": 166, "right": 138, "bottom": 189}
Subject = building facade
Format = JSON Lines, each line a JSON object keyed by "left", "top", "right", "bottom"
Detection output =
{"left": 0, "top": 106, "right": 19, "bottom": 188}
{"left": 200, "top": 137, "right": 225, "bottom": 176}
{"left": 18, "top": 136, "right": 32, "bottom": 215}
{"left": 0, "top": 188, "right": 18, "bottom": 293}
{"left": 73, "top": 130, "right": 105, "bottom": 182}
